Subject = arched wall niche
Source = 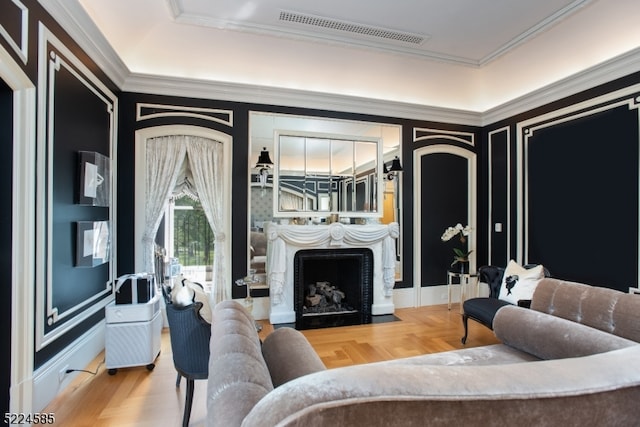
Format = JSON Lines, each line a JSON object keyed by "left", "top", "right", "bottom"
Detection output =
{"left": 133, "top": 124, "right": 233, "bottom": 297}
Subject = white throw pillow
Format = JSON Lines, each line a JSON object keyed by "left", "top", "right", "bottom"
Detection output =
{"left": 498, "top": 260, "right": 545, "bottom": 304}
{"left": 170, "top": 277, "right": 212, "bottom": 324}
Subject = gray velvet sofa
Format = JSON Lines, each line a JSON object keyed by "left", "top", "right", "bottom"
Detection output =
{"left": 207, "top": 278, "right": 640, "bottom": 426}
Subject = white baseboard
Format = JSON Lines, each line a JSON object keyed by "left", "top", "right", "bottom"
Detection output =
{"left": 32, "top": 321, "right": 105, "bottom": 412}
{"left": 371, "top": 302, "right": 395, "bottom": 315}
{"left": 249, "top": 296, "right": 270, "bottom": 320}
{"left": 392, "top": 287, "right": 415, "bottom": 308}
{"left": 269, "top": 309, "right": 295, "bottom": 324}
{"left": 392, "top": 282, "right": 489, "bottom": 308}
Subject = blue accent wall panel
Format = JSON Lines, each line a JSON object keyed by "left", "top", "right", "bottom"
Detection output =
{"left": 526, "top": 104, "right": 639, "bottom": 291}
{"left": 420, "top": 153, "right": 469, "bottom": 286}
{"left": 489, "top": 129, "right": 509, "bottom": 266}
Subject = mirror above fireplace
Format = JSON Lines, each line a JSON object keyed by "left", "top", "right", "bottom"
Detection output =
{"left": 250, "top": 112, "right": 401, "bottom": 220}
{"left": 249, "top": 112, "right": 403, "bottom": 282}
{"left": 275, "top": 130, "right": 381, "bottom": 216}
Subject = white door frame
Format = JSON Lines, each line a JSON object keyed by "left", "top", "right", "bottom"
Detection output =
{"left": 2, "top": 43, "right": 37, "bottom": 415}
{"left": 413, "top": 144, "right": 477, "bottom": 306}
{"left": 134, "top": 125, "right": 233, "bottom": 296}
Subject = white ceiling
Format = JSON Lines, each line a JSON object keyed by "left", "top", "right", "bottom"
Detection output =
{"left": 53, "top": 0, "right": 640, "bottom": 114}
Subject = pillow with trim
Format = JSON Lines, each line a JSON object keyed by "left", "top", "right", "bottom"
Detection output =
{"left": 498, "top": 260, "right": 545, "bottom": 305}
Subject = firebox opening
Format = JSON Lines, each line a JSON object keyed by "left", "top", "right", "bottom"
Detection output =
{"left": 294, "top": 248, "right": 373, "bottom": 330}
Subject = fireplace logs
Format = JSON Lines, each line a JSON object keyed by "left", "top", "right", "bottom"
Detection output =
{"left": 304, "top": 281, "right": 354, "bottom": 314}
{"left": 294, "top": 248, "right": 373, "bottom": 329}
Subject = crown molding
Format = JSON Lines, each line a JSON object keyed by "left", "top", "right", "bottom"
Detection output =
{"left": 37, "top": 0, "right": 129, "bottom": 87}
{"left": 35, "top": 0, "right": 640, "bottom": 128}
{"left": 482, "top": 47, "right": 640, "bottom": 126}
{"left": 122, "top": 73, "right": 482, "bottom": 126}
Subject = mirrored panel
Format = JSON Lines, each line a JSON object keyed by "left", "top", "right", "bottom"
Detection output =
{"left": 249, "top": 112, "right": 403, "bottom": 279}
{"left": 274, "top": 131, "right": 380, "bottom": 217}
{"left": 250, "top": 112, "right": 401, "bottom": 220}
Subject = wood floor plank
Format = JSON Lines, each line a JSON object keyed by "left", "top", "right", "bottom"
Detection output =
{"left": 44, "top": 304, "right": 499, "bottom": 426}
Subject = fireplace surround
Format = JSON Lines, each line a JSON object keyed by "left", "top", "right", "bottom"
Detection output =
{"left": 266, "top": 222, "right": 399, "bottom": 324}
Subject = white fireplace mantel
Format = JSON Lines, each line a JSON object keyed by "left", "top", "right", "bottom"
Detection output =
{"left": 266, "top": 222, "right": 399, "bottom": 324}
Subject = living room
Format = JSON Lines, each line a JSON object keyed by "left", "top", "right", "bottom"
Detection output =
{"left": 2, "top": 0, "right": 640, "bottom": 420}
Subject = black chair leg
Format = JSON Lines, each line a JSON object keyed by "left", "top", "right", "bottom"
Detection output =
{"left": 182, "top": 378, "right": 194, "bottom": 427}
{"left": 176, "top": 373, "right": 181, "bottom": 388}
{"left": 461, "top": 314, "right": 469, "bottom": 344}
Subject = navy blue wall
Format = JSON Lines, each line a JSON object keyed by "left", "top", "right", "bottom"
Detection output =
{"left": 420, "top": 153, "right": 470, "bottom": 285}
{"left": 526, "top": 102, "right": 638, "bottom": 289}
{"left": 484, "top": 73, "right": 640, "bottom": 292}
{"left": 0, "top": 0, "right": 119, "bottom": 370}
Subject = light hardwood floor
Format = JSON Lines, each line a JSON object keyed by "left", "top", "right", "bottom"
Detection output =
{"left": 43, "top": 304, "right": 499, "bottom": 426}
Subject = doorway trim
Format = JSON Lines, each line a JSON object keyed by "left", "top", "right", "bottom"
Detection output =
{"left": 2, "top": 43, "right": 37, "bottom": 414}
{"left": 412, "top": 144, "right": 477, "bottom": 306}
{"left": 134, "top": 125, "right": 233, "bottom": 296}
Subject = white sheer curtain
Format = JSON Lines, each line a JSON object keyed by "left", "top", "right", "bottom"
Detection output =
{"left": 187, "top": 137, "right": 229, "bottom": 303}
{"left": 143, "top": 136, "right": 187, "bottom": 273}
{"left": 280, "top": 192, "right": 303, "bottom": 210}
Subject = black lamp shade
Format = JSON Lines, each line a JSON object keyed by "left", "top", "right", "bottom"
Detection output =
{"left": 256, "top": 147, "right": 273, "bottom": 168}
{"left": 389, "top": 156, "right": 403, "bottom": 172}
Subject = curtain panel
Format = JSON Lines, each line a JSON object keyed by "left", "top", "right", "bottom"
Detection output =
{"left": 144, "top": 135, "right": 229, "bottom": 303}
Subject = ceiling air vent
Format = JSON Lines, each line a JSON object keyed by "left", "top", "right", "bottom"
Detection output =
{"left": 279, "top": 10, "right": 425, "bottom": 45}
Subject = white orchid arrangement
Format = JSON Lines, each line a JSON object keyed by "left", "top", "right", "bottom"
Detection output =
{"left": 441, "top": 223, "right": 472, "bottom": 267}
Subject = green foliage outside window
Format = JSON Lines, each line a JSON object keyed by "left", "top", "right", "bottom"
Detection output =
{"left": 173, "top": 196, "right": 214, "bottom": 266}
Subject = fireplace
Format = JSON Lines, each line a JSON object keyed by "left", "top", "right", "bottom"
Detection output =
{"left": 266, "top": 222, "right": 399, "bottom": 325}
{"left": 294, "top": 248, "right": 373, "bottom": 329}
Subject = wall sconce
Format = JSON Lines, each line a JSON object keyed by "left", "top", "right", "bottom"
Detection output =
{"left": 255, "top": 147, "right": 273, "bottom": 189}
{"left": 384, "top": 156, "right": 403, "bottom": 180}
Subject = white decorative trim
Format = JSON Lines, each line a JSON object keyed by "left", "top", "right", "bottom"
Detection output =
{"left": 487, "top": 126, "right": 510, "bottom": 266}
{"left": 484, "top": 47, "right": 640, "bottom": 125}
{"left": 413, "top": 144, "right": 477, "bottom": 305}
{"left": 2, "top": 40, "right": 36, "bottom": 417}
{"left": 391, "top": 287, "right": 415, "bottom": 308}
{"left": 480, "top": 0, "right": 593, "bottom": 65}
{"left": 35, "top": 0, "right": 640, "bottom": 126}
{"left": 37, "top": 0, "right": 128, "bottom": 87}
{"left": 516, "top": 84, "right": 640, "bottom": 265}
{"left": 124, "top": 73, "right": 482, "bottom": 126}
{"left": 136, "top": 102, "right": 233, "bottom": 127}
{"left": 32, "top": 322, "right": 105, "bottom": 412}
{"left": 0, "top": 0, "right": 28, "bottom": 63}
{"left": 36, "top": 24, "right": 118, "bottom": 350}
{"left": 413, "top": 127, "right": 475, "bottom": 146}
{"left": 266, "top": 223, "right": 399, "bottom": 323}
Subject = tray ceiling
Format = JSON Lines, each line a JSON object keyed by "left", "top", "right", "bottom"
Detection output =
{"left": 67, "top": 0, "right": 640, "bottom": 112}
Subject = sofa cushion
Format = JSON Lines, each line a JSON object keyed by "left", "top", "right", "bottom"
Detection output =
{"left": 463, "top": 297, "right": 512, "bottom": 326}
{"left": 494, "top": 305, "right": 637, "bottom": 360}
{"left": 242, "top": 345, "right": 640, "bottom": 427}
{"left": 497, "top": 260, "right": 545, "bottom": 304}
{"left": 531, "top": 278, "right": 640, "bottom": 343}
{"left": 208, "top": 300, "right": 274, "bottom": 427}
{"left": 386, "top": 343, "right": 540, "bottom": 366}
{"left": 262, "top": 327, "right": 326, "bottom": 387}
